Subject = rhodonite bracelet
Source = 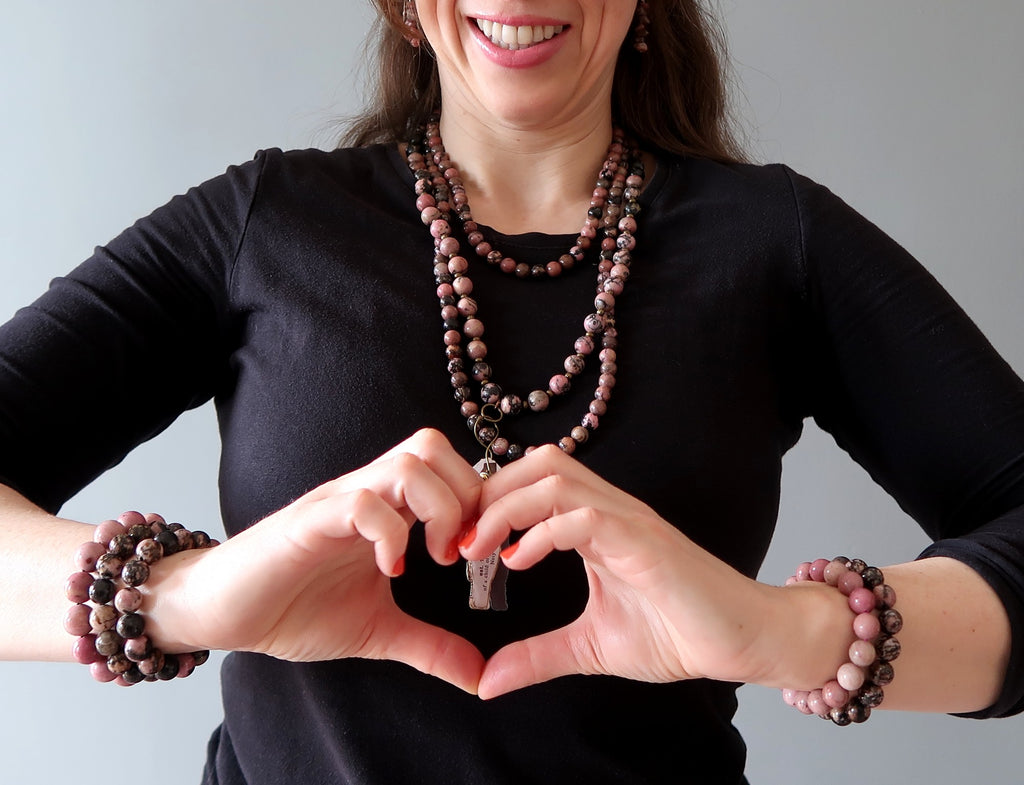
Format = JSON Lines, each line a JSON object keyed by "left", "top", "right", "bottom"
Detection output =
{"left": 782, "top": 557, "right": 902, "bottom": 725}
{"left": 64, "top": 511, "right": 217, "bottom": 685}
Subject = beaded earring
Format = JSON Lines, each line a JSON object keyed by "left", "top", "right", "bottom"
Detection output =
{"left": 403, "top": 0, "right": 421, "bottom": 48}
{"left": 633, "top": 0, "right": 650, "bottom": 53}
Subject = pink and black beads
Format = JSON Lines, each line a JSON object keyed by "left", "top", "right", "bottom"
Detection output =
{"left": 407, "top": 117, "right": 644, "bottom": 462}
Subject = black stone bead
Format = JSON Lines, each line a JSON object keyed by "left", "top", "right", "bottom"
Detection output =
{"left": 471, "top": 362, "right": 491, "bottom": 382}
{"left": 858, "top": 684, "right": 885, "bottom": 708}
{"left": 531, "top": 265, "right": 546, "bottom": 277}
{"left": 587, "top": 206, "right": 603, "bottom": 219}
{"left": 476, "top": 426, "right": 496, "bottom": 444}
{"left": 157, "top": 655, "right": 180, "bottom": 681}
{"left": 849, "top": 558, "right": 867, "bottom": 574}
{"left": 848, "top": 703, "right": 871, "bottom": 724}
{"left": 89, "top": 577, "right": 116, "bottom": 605}
{"left": 442, "top": 319, "right": 460, "bottom": 332}
{"left": 507, "top": 444, "right": 525, "bottom": 461}
{"left": 106, "top": 652, "right": 132, "bottom": 675}
{"left": 447, "top": 358, "right": 464, "bottom": 374}
{"left": 435, "top": 272, "right": 454, "bottom": 285}
{"left": 155, "top": 529, "right": 180, "bottom": 556}
{"left": 192, "top": 650, "right": 211, "bottom": 667}
{"left": 109, "top": 533, "right": 136, "bottom": 559}
{"left": 466, "top": 414, "right": 481, "bottom": 431}
{"left": 121, "top": 559, "right": 151, "bottom": 587}
{"left": 127, "top": 523, "right": 152, "bottom": 543}
{"left": 167, "top": 523, "right": 184, "bottom": 532}
{"left": 480, "top": 382, "right": 502, "bottom": 404}
{"left": 454, "top": 386, "right": 472, "bottom": 403}
{"left": 439, "top": 294, "right": 457, "bottom": 307}
{"left": 829, "top": 706, "right": 852, "bottom": 726}
{"left": 122, "top": 666, "right": 146, "bottom": 685}
{"left": 877, "top": 636, "right": 902, "bottom": 662}
{"left": 514, "top": 263, "right": 530, "bottom": 278}
{"left": 860, "top": 566, "right": 884, "bottom": 588}
{"left": 192, "top": 531, "right": 212, "bottom": 549}
{"left": 868, "top": 661, "right": 895, "bottom": 686}
{"left": 880, "top": 608, "right": 903, "bottom": 634}
{"left": 116, "top": 612, "right": 146, "bottom": 639}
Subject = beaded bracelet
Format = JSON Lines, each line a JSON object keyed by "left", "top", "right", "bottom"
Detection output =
{"left": 64, "top": 511, "right": 218, "bottom": 685}
{"left": 781, "top": 557, "right": 902, "bottom": 725}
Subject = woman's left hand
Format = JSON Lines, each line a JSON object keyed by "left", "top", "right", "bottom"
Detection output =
{"left": 461, "top": 445, "right": 776, "bottom": 700}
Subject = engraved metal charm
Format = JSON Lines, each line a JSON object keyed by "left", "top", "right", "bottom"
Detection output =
{"left": 468, "top": 456, "right": 508, "bottom": 610}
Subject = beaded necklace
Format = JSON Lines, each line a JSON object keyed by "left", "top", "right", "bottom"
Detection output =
{"left": 405, "top": 119, "right": 644, "bottom": 608}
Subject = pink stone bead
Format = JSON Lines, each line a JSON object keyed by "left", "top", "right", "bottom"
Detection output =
{"left": 89, "top": 604, "right": 118, "bottom": 633}
{"left": 848, "top": 639, "right": 877, "bottom": 667}
{"left": 438, "top": 237, "right": 460, "bottom": 256}
{"left": 823, "top": 559, "right": 848, "bottom": 586}
{"left": 853, "top": 612, "right": 881, "bottom": 641}
{"left": 491, "top": 438, "right": 509, "bottom": 456}
{"left": 118, "top": 511, "right": 147, "bottom": 528}
{"left": 807, "top": 689, "right": 829, "bottom": 717}
{"left": 808, "top": 558, "right": 830, "bottom": 582}
{"left": 527, "top": 390, "right": 550, "bottom": 412}
{"left": 453, "top": 277, "right": 473, "bottom": 295}
{"left": 594, "top": 385, "right": 613, "bottom": 401}
{"left": 781, "top": 688, "right": 799, "bottom": 706}
{"left": 72, "top": 634, "right": 101, "bottom": 665}
{"left": 603, "top": 279, "right": 624, "bottom": 296}
{"left": 795, "top": 562, "right": 812, "bottom": 582}
{"left": 74, "top": 541, "right": 106, "bottom": 572}
{"left": 874, "top": 583, "right": 897, "bottom": 608}
{"left": 466, "top": 339, "right": 487, "bottom": 360}
{"left": 784, "top": 576, "right": 798, "bottom": 586}
{"left": 581, "top": 413, "right": 600, "bottom": 430}
{"left": 415, "top": 193, "right": 436, "bottom": 211}
{"left": 794, "top": 693, "right": 813, "bottom": 715}
{"left": 441, "top": 305, "right": 458, "bottom": 321}
{"left": 837, "top": 662, "right": 866, "bottom": 691}
{"left": 598, "top": 373, "right": 616, "bottom": 389}
{"left": 115, "top": 586, "right": 143, "bottom": 613}
{"left": 821, "top": 679, "right": 850, "bottom": 709}
{"left": 599, "top": 348, "right": 616, "bottom": 363}
{"left": 558, "top": 437, "right": 576, "bottom": 455}
{"left": 499, "top": 257, "right": 517, "bottom": 274}
{"left": 93, "top": 519, "right": 125, "bottom": 545}
{"left": 448, "top": 256, "right": 469, "bottom": 274}
{"left": 589, "top": 399, "right": 608, "bottom": 416}
{"left": 436, "top": 283, "right": 454, "bottom": 298}
{"left": 618, "top": 215, "right": 637, "bottom": 233}
{"left": 89, "top": 661, "right": 118, "bottom": 683}
{"left": 462, "top": 319, "right": 484, "bottom": 339}
{"left": 475, "top": 241, "right": 492, "bottom": 257}
{"left": 65, "top": 571, "right": 93, "bottom": 603}
{"left": 443, "top": 330, "right": 461, "bottom": 346}
{"left": 848, "top": 587, "right": 877, "bottom": 614}
{"left": 595, "top": 292, "right": 615, "bottom": 311}
{"left": 63, "top": 604, "right": 92, "bottom": 637}
{"left": 837, "top": 570, "right": 864, "bottom": 596}
{"left": 549, "top": 374, "right": 571, "bottom": 395}
{"left": 575, "top": 336, "right": 595, "bottom": 355}
{"left": 429, "top": 219, "right": 450, "bottom": 239}
{"left": 583, "top": 313, "right": 606, "bottom": 333}
{"left": 459, "top": 401, "right": 479, "bottom": 418}
{"left": 420, "top": 206, "right": 441, "bottom": 225}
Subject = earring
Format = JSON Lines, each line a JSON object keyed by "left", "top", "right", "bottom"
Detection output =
{"left": 403, "top": 0, "right": 421, "bottom": 48}
{"left": 632, "top": 0, "right": 650, "bottom": 53}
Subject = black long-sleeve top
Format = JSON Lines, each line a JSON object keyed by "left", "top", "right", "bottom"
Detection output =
{"left": 1, "top": 145, "right": 1023, "bottom": 784}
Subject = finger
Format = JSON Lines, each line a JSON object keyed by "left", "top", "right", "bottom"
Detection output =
{"left": 282, "top": 489, "right": 412, "bottom": 577}
{"left": 373, "top": 608, "right": 485, "bottom": 695}
{"left": 477, "top": 620, "right": 594, "bottom": 700}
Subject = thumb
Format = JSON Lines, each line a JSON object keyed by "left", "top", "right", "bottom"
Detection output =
{"left": 478, "top": 620, "right": 594, "bottom": 700}
{"left": 376, "top": 611, "right": 486, "bottom": 695}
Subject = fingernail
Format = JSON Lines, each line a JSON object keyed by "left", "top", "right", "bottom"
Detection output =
{"left": 444, "top": 539, "right": 460, "bottom": 562}
{"left": 458, "top": 527, "right": 477, "bottom": 550}
{"left": 392, "top": 555, "right": 406, "bottom": 577}
{"left": 500, "top": 541, "right": 520, "bottom": 561}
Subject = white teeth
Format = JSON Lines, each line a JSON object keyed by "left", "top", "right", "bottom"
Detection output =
{"left": 475, "top": 19, "right": 564, "bottom": 50}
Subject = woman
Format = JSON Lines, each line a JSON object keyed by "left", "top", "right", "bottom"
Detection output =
{"left": 1, "top": 1, "right": 1022, "bottom": 783}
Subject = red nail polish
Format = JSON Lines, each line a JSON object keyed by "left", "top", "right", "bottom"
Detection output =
{"left": 392, "top": 555, "right": 406, "bottom": 576}
{"left": 500, "top": 541, "right": 520, "bottom": 560}
{"left": 458, "top": 527, "right": 477, "bottom": 550}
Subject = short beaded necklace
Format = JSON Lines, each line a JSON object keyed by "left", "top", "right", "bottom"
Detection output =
{"left": 406, "top": 118, "right": 644, "bottom": 608}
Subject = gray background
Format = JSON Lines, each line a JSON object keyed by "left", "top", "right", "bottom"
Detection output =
{"left": 1, "top": 1, "right": 1021, "bottom": 782}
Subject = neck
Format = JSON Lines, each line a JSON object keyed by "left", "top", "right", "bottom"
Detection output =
{"left": 437, "top": 107, "right": 615, "bottom": 235}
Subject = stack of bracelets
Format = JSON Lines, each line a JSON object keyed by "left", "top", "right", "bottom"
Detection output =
{"left": 782, "top": 557, "right": 903, "bottom": 725}
{"left": 64, "top": 511, "right": 218, "bottom": 685}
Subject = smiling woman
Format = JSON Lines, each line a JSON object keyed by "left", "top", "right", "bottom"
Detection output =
{"left": 1, "top": 2, "right": 1023, "bottom": 785}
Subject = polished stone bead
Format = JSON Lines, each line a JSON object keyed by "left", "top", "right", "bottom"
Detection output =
{"left": 880, "top": 608, "right": 903, "bottom": 634}
{"left": 139, "top": 650, "right": 166, "bottom": 677}
{"left": 868, "top": 661, "right": 895, "bottom": 686}
{"left": 193, "top": 530, "right": 213, "bottom": 549}
{"left": 821, "top": 680, "right": 849, "bottom": 709}
{"left": 877, "top": 635, "right": 902, "bottom": 662}
{"left": 873, "top": 583, "right": 897, "bottom": 609}
{"left": 860, "top": 566, "right": 884, "bottom": 589}
{"left": 89, "top": 660, "right": 119, "bottom": 683}
{"left": 848, "top": 703, "right": 871, "bottom": 724}
{"left": 64, "top": 604, "right": 92, "bottom": 637}
{"left": 837, "top": 570, "right": 863, "bottom": 596}
{"left": 499, "top": 394, "right": 522, "bottom": 416}
{"left": 106, "top": 652, "right": 132, "bottom": 675}
{"left": 127, "top": 523, "right": 152, "bottom": 543}
{"left": 114, "top": 586, "right": 143, "bottom": 613}
{"left": 837, "top": 662, "right": 866, "bottom": 691}
{"left": 823, "top": 559, "right": 848, "bottom": 586}
{"left": 95, "top": 630, "right": 122, "bottom": 657}
{"left": 65, "top": 571, "right": 94, "bottom": 603}
{"left": 121, "top": 559, "right": 151, "bottom": 587}
{"left": 107, "top": 536, "right": 135, "bottom": 561}
{"left": 89, "top": 604, "right": 118, "bottom": 633}
{"left": 847, "top": 587, "right": 877, "bottom": 614}
{"left": 527, "top": 390, "right": 550, "bottom": 412}
{"left": 858, "top": 684, "right": 885, "bottom": 708}
{"left": 558, "top": 437, "right": 576, "bottom": 455}
{"left": 74, "top": 541, "right": 106, "bottom": 572}
{"left": 176, "top": 653, "right": 197, "bottom": 678}
{"left": 72, "top": 634, "right": 101, "bottom": 665}
{"left": 506, "top": 444, "right": 525, "bottom": 462}
{"left": 121, "top": 666, "right": 146, "bottom": 685}
{"left": 853, "top": 612, "right": 881, "bottom": 641}
{"left": 480, "top": 382, "right": 501, "bottom": 404}
{"left": 570, "top": 426, "right": 590, "bottom": 444}
{"left": 88, "top": 577, "right": 116, "bottom": 605}
{"left": 93, "top": 519, "right": 125, "bottom": 545}
{"left": 95, "top": 552, "right": 123, "bottom": 579}
{"left": 124, "top": 635, "right": 153, "bottom": 662}
{"left": 829, "top": 706, "right": 852, "bottom": 726}
{"left": 174, "top": 528, "right": 195, "bottom": 551}
{"left": 116, "top": 612, "right": 146, "bottom": 639}
{"left": 157, "top": 655, "right": 181, "bottom": 681}
{"left": 848, "top": 639, "right": 877, "bottom": 667}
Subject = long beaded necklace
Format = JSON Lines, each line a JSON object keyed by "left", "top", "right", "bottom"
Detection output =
{"left": 405, "top": 117, "right": 645, "bottom": 609}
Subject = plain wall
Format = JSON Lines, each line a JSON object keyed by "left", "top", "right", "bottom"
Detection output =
{"left": 0, "top": 1, "right": 1021, "bottom": 782}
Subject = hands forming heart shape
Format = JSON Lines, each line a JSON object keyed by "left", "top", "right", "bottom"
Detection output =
{"left": 159, "top": 429, "right": 776, "bottom": 700}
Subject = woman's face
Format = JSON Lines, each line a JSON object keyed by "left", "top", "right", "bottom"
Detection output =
{"left": 414, "top": 0, "right": 637, "bottom": 132}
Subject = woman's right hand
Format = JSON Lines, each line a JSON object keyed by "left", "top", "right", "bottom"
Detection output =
{"left": 144, "top": 428, "right": 486, "bottom": 693}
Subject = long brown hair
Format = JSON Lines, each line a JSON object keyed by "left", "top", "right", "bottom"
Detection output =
{"left": 341, "top": 0, "right": 745, "bottom": 163}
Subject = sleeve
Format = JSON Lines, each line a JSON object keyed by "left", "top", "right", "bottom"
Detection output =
{"left": 786, "top": 167, "right": 1024, "bottom": 718}
{"left": 0, "top": 151, "right": 267, "bottom": 513}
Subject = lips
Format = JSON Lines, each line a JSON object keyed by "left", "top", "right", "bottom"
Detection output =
{"left": 473, "top": 18, "right": 566, "bottom": 51}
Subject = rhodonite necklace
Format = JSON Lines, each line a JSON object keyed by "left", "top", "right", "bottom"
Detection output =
{"left": 406, "top": 117, "right": 644, "bottom": 609}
